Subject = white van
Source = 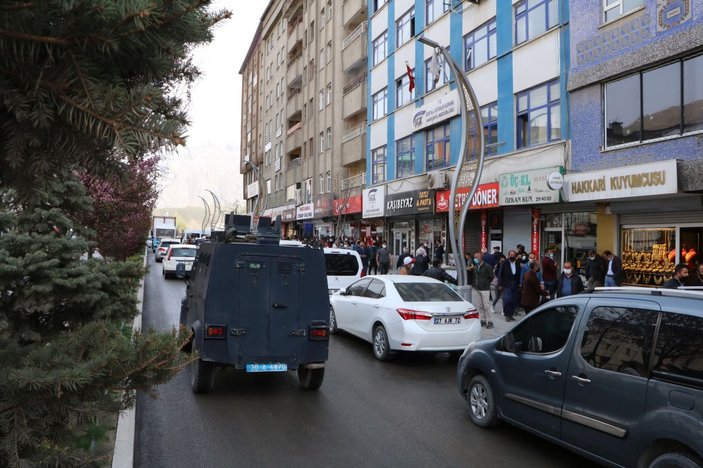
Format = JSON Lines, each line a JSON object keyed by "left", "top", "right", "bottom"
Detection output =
{"left": 279, "top": 241, "right": 364, "bottom": 294}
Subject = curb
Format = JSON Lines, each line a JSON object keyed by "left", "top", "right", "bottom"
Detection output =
{"left": 111, "top": 248, "right": 147, "bottom": 468}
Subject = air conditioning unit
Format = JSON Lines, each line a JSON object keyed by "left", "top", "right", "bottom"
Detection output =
{"left": 427, "top": 171, "right": 448, "bottom": 189}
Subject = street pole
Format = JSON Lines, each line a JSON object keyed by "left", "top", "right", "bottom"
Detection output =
{"left": 244, "top": 160, "right": 266, "bottom": 233}
{"left": 417, "top": 35, "right": 486, "bottom": 287}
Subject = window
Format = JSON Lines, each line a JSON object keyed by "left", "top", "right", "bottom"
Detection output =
{"left": 320, "top": 49, "right": 325, "bottom": 69}
{"left": 372, "top": 0, "right": 387, "bottom": 13}
{"left": 464, "top": 19, "right": 497, "bottom": 71}
{"left": 372, "top": 30, "right": 388, "bottom": 66}
{"left": 319, "top": 174, "right": 324, "bottom": 194}
{"left": 348, "top": 278, "right": 371, "bottom": 295}
{"left": 319, "top": 89, "right": 324, "bottom": 110}
{"left": 580, "top": 307, "right": 658, "bottom": 377}
{"left": 516, "top": 80, "right": 560, "bottom": 149}
{"left": 510, "top": 306, "right": 578, "bottom": 354}
{"left": 426, "top": 0, "right": 450, "bottom": 25}
{"left": 425, "top": 122, "right": 451, "bottom": 170}
{"left": 396, "top": 135, "right": 415, "bottom": 178}
{"left": 395, "top": 283, "right": 462, "bottom": 302}
{"left": 266, "top": 179, "right": 271, "bottom": 195}
{"left": 605, "top": 56, "right": 703, "bottom": 148}
{"left": 425, "top": 53, "right": 450, "bottom": 92}
{"left": 396, "top": 8, "right": 415, "bottom": 48}
{"left": 482, "top": 103, "right": 499, "bottom": 155}
{"left": 326, "top": 127, "right": 332, "bottom": 150}
{"left": 653, "top": 313, "right": 703, "bottom": 385}
{"left": 372, "top": 88, "right": 388, "bottom": 120}
{"left": 371, "top": 145, "right": 387, "bottom": 184}
{"left": 327, "top": 0, "right": 332, "bottom": 22}
{"left": 308, "top": 98, "right": 314, "bottom": 120}
{"left": 515, "top": 0, "right": 559, "bottom": 45}
{"left": 603, "top": 0, "right": 644, "bottom": 23}
{"left": 327, "top": 82, "right": 332, "bottom": 106}
{"left": 364, "top": 279, "right": 386, "bottom": 299}
{"left": 396, "top": 71, "right": 415, "bottom": 108}
{"left": 276, "top": 82, "right": 281, "bottom": 98}
{"left": 326, "top": 41, "right": 332, "bottom": 64}
{"left": 319, "top": 131, "right": 325, "bottom": 153}
{"left": 326, "top": 171, "right": 332, "bottom": 193}
{"left": 310, "top": 20, "right": 314, "bottom": 41}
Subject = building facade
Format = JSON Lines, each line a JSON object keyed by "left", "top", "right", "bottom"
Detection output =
{"left": 365, "top": 0, "right": 573, "bottom": 264}
{"left": 567, "top": 0, "right": 703, "bottom": 286}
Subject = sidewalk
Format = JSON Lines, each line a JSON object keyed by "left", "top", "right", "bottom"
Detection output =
{"left": 475, "top": 292, "right": 525, "bottom": 341}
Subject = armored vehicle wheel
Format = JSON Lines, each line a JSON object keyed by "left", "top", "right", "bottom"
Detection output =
{"left": 467, "top": 375, "right": 499, "bottom": 428}
{"left": 298, "top": 367, "right": 324, "bottom": 390}
{"left": 372, "top": 325, "right": 392, "bottom": 361}
{"left": 329, "top": 307, "right": 339, "bottom": 334}
{"left": 191, "top": 358, "right": 214, "bottom": 394}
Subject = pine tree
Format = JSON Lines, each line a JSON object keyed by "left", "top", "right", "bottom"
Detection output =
{"left": 0, "top": 1, "right": 229, "bottom": 465}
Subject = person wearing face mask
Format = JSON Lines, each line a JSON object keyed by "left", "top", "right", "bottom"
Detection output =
{"left": 557, "top": 261, "right": 584, "bottom": 297}
{"left": 541, "top": 249, "right": 558, "bottom": 299}
{"left": 497, "top": 250, "right": 521, "bottom": 321}
{"left": 521, "top": 261, "right": 549, "bottom": 314}
{"left": 585, "top": 249, "right": 606, "bottom": 291}
{"left": 472, "top": 252, "right": 495, "bottom": 328}
{"left": 376, "top": 241, "right": 391, "bottom": 275}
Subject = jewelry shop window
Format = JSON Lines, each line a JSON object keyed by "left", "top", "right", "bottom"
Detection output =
{"left": 621, "top": 227, "right": 675, "bottom": 286}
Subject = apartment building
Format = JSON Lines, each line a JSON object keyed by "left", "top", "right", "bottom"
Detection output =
{"left": 364, "top": 0, "right": 573, "bottom": 264}
{"left": 240, "top": 0, "right": 370, "bottom": 239}
{"left": 565, "top": 0, "right": 703, "bottom": 286}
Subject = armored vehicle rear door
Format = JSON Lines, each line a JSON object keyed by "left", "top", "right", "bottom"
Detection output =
{"left": 233, "top": 254, "right": 304, "bottom": 361}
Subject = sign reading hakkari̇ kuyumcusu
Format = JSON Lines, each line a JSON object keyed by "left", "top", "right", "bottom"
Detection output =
{"left": 563, "top": 160, "right": 677, "bottom": 202}
{"left": 499, "top": 166, "right": 563, "bottom": 205}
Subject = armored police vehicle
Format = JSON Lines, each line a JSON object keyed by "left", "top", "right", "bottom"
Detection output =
{"left": 180, "top": 215, "right": 330, "bottom": 393}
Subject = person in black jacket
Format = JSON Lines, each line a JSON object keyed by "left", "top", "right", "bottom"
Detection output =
{"left": 497, "top": 250, "right": 521, "bottom": 321}
{"left": 396, "top": 246, "right": 411, "bottom": 270}
{"left": 586, "top": 250, "right": 607, "bottom": 290}
{"left": 423, "top": 258, "right": 458, "bottom": 285}
{"left": 556, "top": 261, "right": 584, "bottom": 297}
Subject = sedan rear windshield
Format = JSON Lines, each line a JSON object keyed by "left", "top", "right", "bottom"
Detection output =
{"left": 170, "top": 248, "right": 196, "bottom": 258}
{"left": 325, "top": 254, "right": 360, "bottom": 276}
{"left": 394, "top": 283, "right": 463, "bottom": 302}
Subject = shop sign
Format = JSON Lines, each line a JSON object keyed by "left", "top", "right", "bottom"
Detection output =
{"left": 282, "top": 208, "right": 296, "bottom": 222}
{"left": 480, "top": 211, "right": 488, "bottom": 251}
{"left": 333, "top": 194, "right": 363, "bottom": 216}
{"left": 363, "top": 187, "right": 386, "bottom": 218}
{"left": 246, "top": 181, "right": 259, "bottom": 198}
{"left": 296, "top": 203, "right": 314, "bottom": 220}
{"left": 531, "top": 209, "right": 541, "bottom": 256}
{"left": 563, "top": 160, "right": 677, "bottom": 202}
{"left": 313, "top": 194, "right": 333, "bottom": 218}
{"left": 499, "top": 166, "right": 563, "bottom": 206}
{"left": 435, "top": 182, "right": 500, "bottom": 212}
{"left": 411, "top": 90, "right": 460, "bottom": 131}
{"left": 385, "top": 190, "right": 435, "bottom": 217}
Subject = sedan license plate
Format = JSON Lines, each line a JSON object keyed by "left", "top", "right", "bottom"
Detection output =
{"left": 433, "top": 316, "right": 461, "bottom": 325}
{"left": 245, "top": 363, "right": 288, "bottom": 373}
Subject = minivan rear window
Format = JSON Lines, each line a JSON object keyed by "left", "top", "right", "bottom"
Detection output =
{"left": 325, "top": 253, "right": 360, "bottom": 276}
{"left": 653, "top": 312, "right": 703, "bottom": 383}
{"left": 394, "top": 283, "right": 462, "bottom": 302}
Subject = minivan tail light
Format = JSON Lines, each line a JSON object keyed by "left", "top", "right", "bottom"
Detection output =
{"left": 463, "top": 309, "right": 480, "bottom": 320}
{"left": 205, "top": 324, "right": 226, "bottom": 339}
{"left": 397, "top": 308, "right": 432, "bottom": 320}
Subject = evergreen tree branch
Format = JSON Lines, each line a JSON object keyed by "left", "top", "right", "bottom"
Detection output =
{"left": 0, "top": 28, "right": 67, "bottom": 45}
{"left": 1, "top": 3, "right": 34, "bottom": 12}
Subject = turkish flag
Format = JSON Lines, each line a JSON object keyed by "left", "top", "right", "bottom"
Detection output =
{"left": 406, "top": 62, "right": 415, "bottom": 94}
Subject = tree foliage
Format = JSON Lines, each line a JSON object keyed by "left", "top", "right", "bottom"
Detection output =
{"left": 0, "top": 1, "right": 229, "bottom": 465}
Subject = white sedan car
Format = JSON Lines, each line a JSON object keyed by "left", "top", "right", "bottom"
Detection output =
{"left": 329, "top": 275, "right": 481, "bottom": 360}
{"left": 162, "top": 244, "right": 197, "bottom": 279}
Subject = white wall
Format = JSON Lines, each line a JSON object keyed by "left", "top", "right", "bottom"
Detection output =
{"left": 369, "top": 118, "right": 388, "bottom": 150}
{"left": 512, "top": 29, "right": 561, "bottom": 93}
{"left": 467, "top": 60, "right": 498, "bottom": 105}
{"left": 461, "top": 1, "right": 497, "bottom": 34}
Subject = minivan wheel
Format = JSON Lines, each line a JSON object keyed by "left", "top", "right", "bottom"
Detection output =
{"left": 372, "top": 325, "right": 392, "bottom": 361}
{"left": 467, "top": 375, "right": 499, "bottom": 428}
{"left": 329, "top": 308, "right": 339, "bottom": 334}
{"left": 649, "top": 452, "right": 703, "bottom": 468}
{"left": 298, "top": 367, "right": 324, "bottom": 390}
{"left": 191, "top": 358, "right": 214, "bottom": 394}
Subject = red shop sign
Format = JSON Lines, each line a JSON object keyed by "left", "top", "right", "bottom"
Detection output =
{"left": 434, "top": 182, "right": 500, "bottom": 212}
{"left": 531, "top": 209, "right": 541, "bottom": 256}
{"left": 333, "top": 194, "right": 362, "bottom": 216}
{"left": 480, "top": 211, "right": 488, "bottom": 250}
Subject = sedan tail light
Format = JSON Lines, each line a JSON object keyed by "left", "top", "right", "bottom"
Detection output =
{"left": 167, "top": 250, "right": 173, "bottom": 260}
{"left": 463, "top": 309, "right": 480, "bottom": 320}
{"left": 397, "top": 308, "right": 432, "bottom": 321}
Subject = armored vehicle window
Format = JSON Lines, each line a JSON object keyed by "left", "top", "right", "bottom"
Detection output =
{"left": 364, "top": 279, "right": 386, "bottom": 299}
{"left": 511, "top": 306, "right": 578, "bottom": 354}
{"left": 325, "top": 253, "right": 360, "bottom": 276}
{"left": 580, "top": 307, "right": 658, "bottom": 378}
{"left": 394, "top": 283, "right": 462, "bottom": 302}
{"left": 653, "top": 312, "right": 703, "bottom": 385}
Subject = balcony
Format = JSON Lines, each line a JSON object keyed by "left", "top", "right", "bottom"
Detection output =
{"left": 288, "top": 20, "right": 303, "bottom": 58}
{"left": 342, "top": 22, "right": 367, "bottom": 74}
{"left": 343, "top": 0, "right": 366, "bottom": 29}
{"left": 283, "top": 0, "right": 302, "bottom": 20}
{"left": 341, "top": 172, "right": 366, "bottom": 191}
{"left": 286, "top": 91, "right": 302, "bottom": 122}
{"left": 267, "top": 191, "right": 285, "bottom": 208}
{"left": 286, "top": 56, "right": 303, "bottom": 89}
{"left": 286, "top": 123, "right": 303, "bottom": 155}
{"left": 341, "top": 124, "right": 367, "bottom": 166}
{"left": 343, "top": 73, "right": 367, "bottom": 120}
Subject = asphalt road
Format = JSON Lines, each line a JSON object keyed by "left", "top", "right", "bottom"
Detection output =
{"left": 135, "top": 251, "right": 596, "bottom": 468}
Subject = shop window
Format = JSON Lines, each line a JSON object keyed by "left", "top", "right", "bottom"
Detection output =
{"left": 516, "top": 80, "right": 560, "bottom": 149}
{"left": 396, "top": 71, "right": 415, "bottom": 108}
{"left": 621, "top": 227, "right": 675, "bottom": 286}
{"left": 464, "top": 18, "right": 497, "bottom": 71}
{"left": 605, "top": 55, "right": 703, "bottom": 148}
{"left": 371, "top": 145, "right": 387, "bottom": 184}
{"left": 425, "top": 122, "right": 451, "bottom": 170}
{"left": 580, "top": 306, "right": 658, "bottom": 378}
{"left": 515, "top": 0, "right": 559, "bottom": 45}
{"left": 396, "top": 135, "right": 415, "bottom": 178}
{"left": 653, "top": 312, "right": 703, "bottom": 384}
{"left": 602, "top": 0, "right": 644, "bottom": 23}
{"left": 396, "top": 8, "right": 415, "bottom": 48}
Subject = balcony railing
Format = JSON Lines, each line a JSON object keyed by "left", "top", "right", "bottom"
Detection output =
{"left": 342, "top": 124, "right": 367, "bottom": 143}
{"left": 341, "top": 172, "right": 366, "bottom": 191}
{"left": 343, "top": 72, "right": 367, "bottom": 96}
{"left": 343, "top": 21, "right": 366, "bottom": 50}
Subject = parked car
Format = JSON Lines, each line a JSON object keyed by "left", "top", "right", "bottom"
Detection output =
{"left": 456, "top": 288, "right": 703, "bottom": 468}
{"left": 155, "top": 238, "right": 179, "bottom": 262}
{"left": 330, "top": 275, "right": 480, "bottom": 360}
{"left": 162, "top": 244, "right": 198, "bottom": 279}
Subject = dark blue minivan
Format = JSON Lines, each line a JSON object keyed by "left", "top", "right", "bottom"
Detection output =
{"left": 457, "top": 289, "right": 703, "bottom": 468}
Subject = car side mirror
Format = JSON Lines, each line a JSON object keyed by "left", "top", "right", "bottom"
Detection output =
{"left": 339, "top": 288, "right": 347, "bottom": 296}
